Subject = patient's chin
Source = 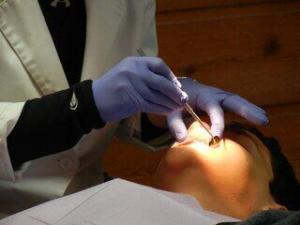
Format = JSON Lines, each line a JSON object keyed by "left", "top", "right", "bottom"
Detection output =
{"left": 157, "top": 145, "right": 202, "bottom": 177}
{"left": 154, "top": 150, "right": 191, "bottom": 190}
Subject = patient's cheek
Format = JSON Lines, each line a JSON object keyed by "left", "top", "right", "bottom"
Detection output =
{"left": 157, "top": 139, "right": 221, "bottom": 178}
{"left": 157, "top": 148, "right": 192, "bottom": 173}
{"left": 155, "top": 144, "right": 206, "bottom": 188}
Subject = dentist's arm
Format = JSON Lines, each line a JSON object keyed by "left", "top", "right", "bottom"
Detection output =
{"left": 8, "top": 57, "right": 187, "bottom": 168}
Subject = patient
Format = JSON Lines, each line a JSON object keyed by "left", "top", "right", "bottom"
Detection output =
{"left": 1, "top": 122, "right": 299, "bottom": 224}
{"left": 154, "top": 121, "right": 300, "bottom": 219}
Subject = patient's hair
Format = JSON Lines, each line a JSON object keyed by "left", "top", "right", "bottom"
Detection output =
{"left": 225, "top": 122, "right": 300, "bottom": 210}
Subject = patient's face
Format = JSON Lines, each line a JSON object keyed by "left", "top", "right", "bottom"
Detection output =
{"left": 154, "top": 122, "right": 281, "bottom": 219}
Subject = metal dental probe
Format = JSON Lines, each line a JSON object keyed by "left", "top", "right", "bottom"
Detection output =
{"left": 183, "top": 103, "right": 220, "bottom": 146}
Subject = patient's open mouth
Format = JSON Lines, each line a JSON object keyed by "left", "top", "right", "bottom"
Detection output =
{"left": 176, "top": 137, "right": 207, "bottom": 146}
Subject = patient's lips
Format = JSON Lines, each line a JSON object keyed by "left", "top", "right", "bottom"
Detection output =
{"left": 187, "top": 122, "right": 212, "bottom": 144}
{"left": 173, "top": 132, "right": 211, "bottom": 153}
{"left": 172, "top": 121, "right": 224, "bottom": 152}
{"left": 174, "top": 127, "right": 209, "bottom": 146}
{"left": 175, "top": 136, "right": 195, "bottom": 146}
{"left": 175, "top": 136, "right": 206, "bottom": 147}
{"left": 209, "top": 136, "right": 221, "bottom": 148}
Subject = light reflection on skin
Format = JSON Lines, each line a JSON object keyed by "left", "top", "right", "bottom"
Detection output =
{"left": 154, "top": 122, "right": 285, "bottom": 219}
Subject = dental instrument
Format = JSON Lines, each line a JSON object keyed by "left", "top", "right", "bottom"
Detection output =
{"left": 183, "top": 103, "right": 220, "bottom": 146}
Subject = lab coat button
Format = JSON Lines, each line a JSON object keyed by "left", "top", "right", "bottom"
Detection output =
{"left": 59, "top": 157, "right": 75, "bottom": 171}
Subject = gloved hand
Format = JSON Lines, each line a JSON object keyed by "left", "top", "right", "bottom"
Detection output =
{"left": 92, "top": 57, "right": 188, "bottom": 122}
{"left": 167, "top": 77, "right": 269, "bottom": 141}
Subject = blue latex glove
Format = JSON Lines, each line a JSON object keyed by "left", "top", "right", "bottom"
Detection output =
{"left": 167, "top": 77, "right": 269, "bottom": 141}
{"left": 92, "top": 57, "right": 188, "bottom": 122}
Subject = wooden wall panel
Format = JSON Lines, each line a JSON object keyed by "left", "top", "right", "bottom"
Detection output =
{"left": 186, "top": 59, "right": 300, "bottom": 106}
{"left": 157, "top": 2, "right": 300, "bottom": 106}
{"left": 157, "top": 0, "right": 289, "bottom": 12}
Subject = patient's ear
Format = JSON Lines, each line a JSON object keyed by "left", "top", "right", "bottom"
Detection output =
{"left": 261, "top": 202, "right": 288, "bottom": 211}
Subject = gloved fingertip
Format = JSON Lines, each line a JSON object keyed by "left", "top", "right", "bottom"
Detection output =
{"left": 174, "top": 131, "right": 188, "bottom": 143}
{"left": 180, "top": 91, "right": 189, "bottom": 105}
{"left": 249, "top": 111, "right": 269, "bottom": 125}
{"left": 258, "top": 115, "right": 269, "bottom": 125}
{"left": 211, "top": 128, "right": 223, "bottom": 139}
{"left": 167, "top": 110, "right": 187, "bottom": 141}
{"left": 260, "top": 108, "right": 267, "bottom": 114}
{"left": 172, "top": 76, "right": 182, "bottom": 88}
{"left": 253, "top": 105, "right": 267, "bottom": 114}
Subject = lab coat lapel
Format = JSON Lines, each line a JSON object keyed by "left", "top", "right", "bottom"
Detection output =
{"left": 0, "top": 0, "right": 68, "bottom": 95}
{"left": 81, "top": 0, "right": 125, "bottom": 81}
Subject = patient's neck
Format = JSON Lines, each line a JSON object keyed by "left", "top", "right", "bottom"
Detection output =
{"left": 155, "top": 167, "right": 279, "bottom": 219}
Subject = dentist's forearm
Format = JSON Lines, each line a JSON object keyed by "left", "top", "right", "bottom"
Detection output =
{"left": 7, "top": 80, "right": 105, "bottom": 169}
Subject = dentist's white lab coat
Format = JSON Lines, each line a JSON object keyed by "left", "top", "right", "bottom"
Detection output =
{"left": 0, "top": 0, "right": 157, "bottom": 217}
